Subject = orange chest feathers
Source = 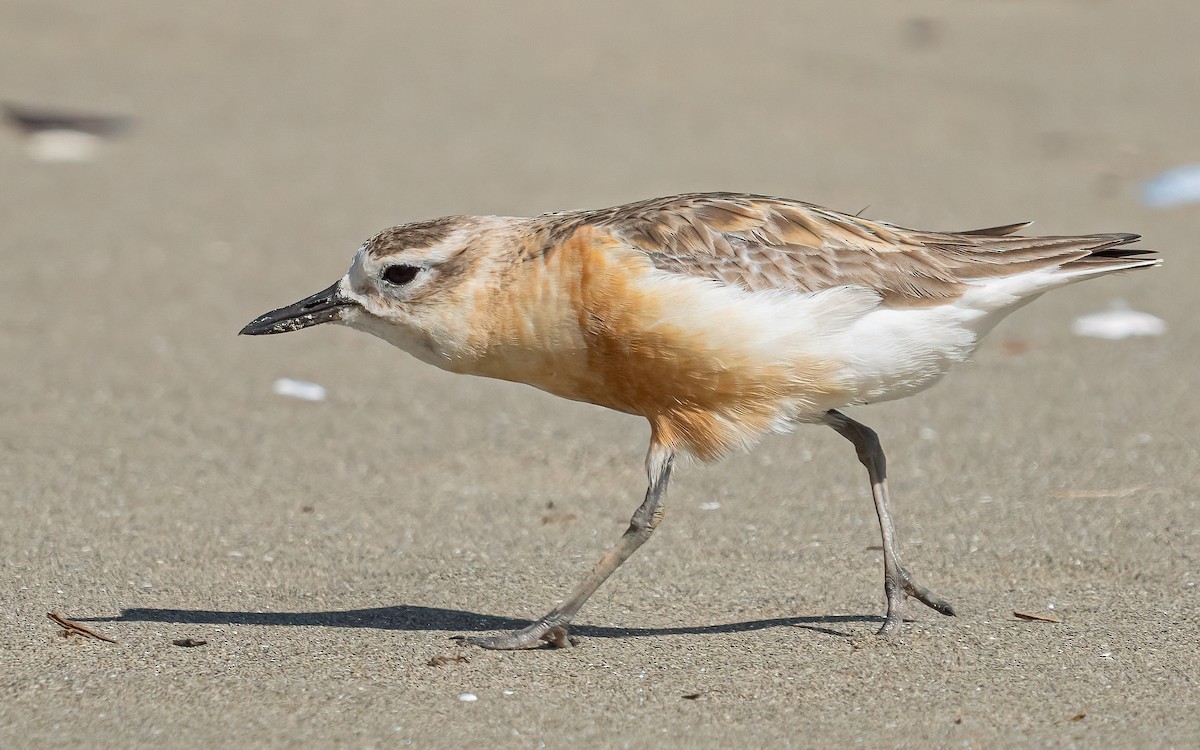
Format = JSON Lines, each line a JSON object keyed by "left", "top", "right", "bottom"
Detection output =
{"left": 458, "top": 227, "right": 846, "bottom": 460}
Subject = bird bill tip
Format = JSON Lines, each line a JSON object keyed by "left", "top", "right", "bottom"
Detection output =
{"left": 239, "top": 281, "right": 351, "bottom": 336}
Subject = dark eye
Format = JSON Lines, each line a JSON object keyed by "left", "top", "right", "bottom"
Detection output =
{"left": 382, "top": 264, "right": 420, "bottom": 285}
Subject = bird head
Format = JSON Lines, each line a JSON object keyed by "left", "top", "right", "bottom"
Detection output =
{"left": 240, "top": 215, "right": 514, "bottom": 366}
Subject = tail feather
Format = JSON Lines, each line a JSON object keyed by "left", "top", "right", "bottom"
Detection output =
{"left": 1058, "top": 233, "right": 1161, "bottom": 276}
{"left": 941, "top": 230, "right": 1161, "bottom": 282}
{"left": 955, "top": 231, "right": 1159, "bottom": 312}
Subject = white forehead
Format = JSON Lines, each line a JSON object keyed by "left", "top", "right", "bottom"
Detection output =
{"left": 347, "top": 245, "right": 372, "bottom": 293}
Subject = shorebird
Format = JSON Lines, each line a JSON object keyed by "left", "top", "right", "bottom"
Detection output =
{"left": 241, "top": 192, "right": 1159, "bottom": 650}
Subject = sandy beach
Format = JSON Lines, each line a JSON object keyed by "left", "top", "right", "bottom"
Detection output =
{"left": 2, "top": 1, "right": 1197, "bottom": 746}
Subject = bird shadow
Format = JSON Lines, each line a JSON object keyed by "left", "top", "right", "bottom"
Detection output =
{"left": 76, "top": 604, "right": 877, "bottom": 639}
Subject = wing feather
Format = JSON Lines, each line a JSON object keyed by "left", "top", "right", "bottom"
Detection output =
{"left": 554, "top": 193, "right": 1151, "bottom": 307}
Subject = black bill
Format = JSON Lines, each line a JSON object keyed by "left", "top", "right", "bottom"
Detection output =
{"left": 239, "top": 281, "right": 353, "bottom": 336}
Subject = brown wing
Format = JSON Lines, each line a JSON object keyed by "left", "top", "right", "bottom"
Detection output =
{"left": 570, "top": 192, "right": 1147, "bottom": 307}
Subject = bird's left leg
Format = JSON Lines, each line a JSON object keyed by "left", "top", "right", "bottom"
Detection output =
{"left": 467, "top": 439, "right": 675, "bottom": 650}
{"left": 823, "top": 409, "right": 956, "bottom": 635}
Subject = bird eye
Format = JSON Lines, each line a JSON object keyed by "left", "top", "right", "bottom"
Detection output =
{"left": 382, "top": 264, "right": 420, "bottom": 285}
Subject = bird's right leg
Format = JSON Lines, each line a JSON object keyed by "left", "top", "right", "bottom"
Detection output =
{"left": 467, "top": 439, "right": 676, "bottom": 650}
{"left": 823, "top": 409, "right": 956, "bottom": 635}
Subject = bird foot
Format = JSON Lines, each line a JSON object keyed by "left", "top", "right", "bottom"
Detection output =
{"left": 876, "top": 567, "right": 956, "bottom": 636}
{"left": 903, "top": 571, "right": 956, "bottom": 617}
{"left": 463, "top": 619, "right": 576, "bottom": 650}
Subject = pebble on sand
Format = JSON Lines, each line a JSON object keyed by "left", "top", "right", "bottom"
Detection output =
{"left": 272, "top": 378, "right": 327, "bottom": 401}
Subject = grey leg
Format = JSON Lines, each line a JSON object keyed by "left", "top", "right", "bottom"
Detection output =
{"left": 468, "top": 441, "right": 676, "bottom": 650}
{"left": 824, "top": 410, "right": 956, "bottom": 635}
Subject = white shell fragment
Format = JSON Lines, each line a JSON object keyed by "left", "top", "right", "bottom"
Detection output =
{"left": 1071, "top": 302, "right": 1165, "bottom": 340}
{"left": 272, "top": 378, "right": 327, "bottom": 401}
{"left": 27, "top": 129, "right": 100, "bottom": 162}
{"left": 1142, "top": 163, "right": 1200, "bottom": 208}
{"left": 457, "top": 693, "right": 478, "bottom": 702}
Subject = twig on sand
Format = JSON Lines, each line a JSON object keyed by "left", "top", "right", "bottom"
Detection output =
{"left": 48, "top": 612, "right": 117, "bottom": 643}
{"left": 1013, "top": 610, "right": 1063, "bottom": 624}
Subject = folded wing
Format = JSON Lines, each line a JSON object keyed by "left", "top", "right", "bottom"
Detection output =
{"left": 577, "top": 192, "right": 1157, "bottom": 307}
